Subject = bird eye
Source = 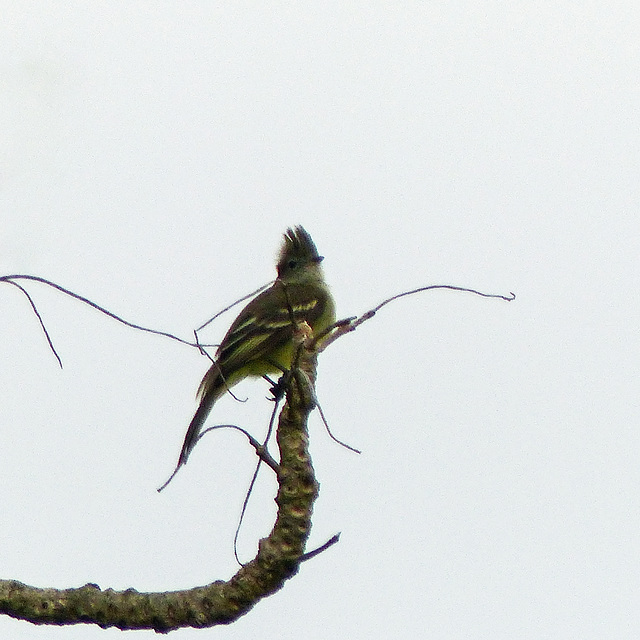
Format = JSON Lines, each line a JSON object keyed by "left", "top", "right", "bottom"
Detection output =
{"left": 288, "top": 259, "right": 298, "bottom": 269}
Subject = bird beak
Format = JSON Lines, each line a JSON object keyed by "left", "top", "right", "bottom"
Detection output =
{"left": 313, "top": 255, "right": 324, "bottom": 263}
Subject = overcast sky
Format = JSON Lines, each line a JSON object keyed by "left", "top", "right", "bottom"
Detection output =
{"left": 2, "top": 3, "right": 639, "bottom": 639}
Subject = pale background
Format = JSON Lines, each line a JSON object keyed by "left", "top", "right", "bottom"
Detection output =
{"left": 2, "top": 3, "right": 639, "bottom": 639}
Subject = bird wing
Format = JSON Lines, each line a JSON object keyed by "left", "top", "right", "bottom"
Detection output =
{"left": 216, "top": 281, "right": 325, "bottom": 374}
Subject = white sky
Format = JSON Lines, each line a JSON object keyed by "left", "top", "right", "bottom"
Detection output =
{"left": 1, "top": 3, "right": 639, "bottom": 639}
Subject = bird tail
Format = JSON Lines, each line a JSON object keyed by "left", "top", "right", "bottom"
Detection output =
{"left": 157, "top": 373, "right": 224, "bottom": 492}
{"left": 177, "top": 390, "right": 218, "bottom": 467}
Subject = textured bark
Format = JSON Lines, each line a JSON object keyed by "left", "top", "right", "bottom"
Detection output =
{"left": 0, "top": 346, "right": 320, "bottom": 632}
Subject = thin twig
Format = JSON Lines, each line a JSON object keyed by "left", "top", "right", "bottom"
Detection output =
{"left": 320, "top": 285, "right": 515, "bottom": 350}
{"left": 0, "top": 274, "right": 196, "bottom": 347}
{"left": 300, "top": 533, "right": 341, "bottom": 562}
{"left": 312, "top": 316, "right": 356, "bottom": 350}
{"left": 156, "top": 420, "right": 281, "bottom": 492}
{"left": 156, "top": 464, "right": 181, "bottom": 493}
{"left": 363, "top": 284, "right": 515, "bottom": 319}
{"left": 197, "top": 424, "right": 280, "bottom": 473}
{"left": 196, "top": 282, "right": 273, "bottom": 332}
{"left": 193, "top": 331, "right": 220, "bottom": 362}
{"left": 315, "top": 400, "right": 361, "bottom": 454}
{"left": 233, "top": 396, "right": 282, "bottom": 566}
{"left": 192, "top": 330, "right": 247, "bottom": 403}
{"left": 3, "top": 279, "right": 63, "bottom": 368}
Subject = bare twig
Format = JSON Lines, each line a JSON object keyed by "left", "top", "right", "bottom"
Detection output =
{"left": 197, "top": 424, "right": 280, "bottom": 473}
{"left": 156, "top": 420, "right": 280, "bottom": 493}
{"left": 0, "top": 274, "right": 196, "bottom": 347}
{"left": 3, "top": 279, "right": 63, "bottom": 368}
{"left": 315, "top": 400, "right": 361, "bottom": 454}
{"left": 320, "top": 285, "right": 515, "bottom": 350}
{"left": 234, "top": 396, "right": 283, "bottom": 566}
{"left": 195, "top": 282, "right": 272, "bottom": 332}
{"left": 300, "top": 533, "right": 341, "bottom": 562}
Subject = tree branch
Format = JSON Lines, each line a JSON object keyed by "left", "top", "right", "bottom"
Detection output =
{"left": 0, "top": 343, "right": 322, "bottom": 632}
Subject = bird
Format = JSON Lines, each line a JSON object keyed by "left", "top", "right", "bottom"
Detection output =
{"left": 160, "top": 226, "right": 335, "bottom": 489}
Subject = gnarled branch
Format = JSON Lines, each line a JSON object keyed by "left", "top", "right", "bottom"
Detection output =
{"left": 0, "top": 343, "right": 321, "bottom": 632}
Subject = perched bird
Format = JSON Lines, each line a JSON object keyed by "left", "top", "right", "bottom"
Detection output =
{"left": 161, "top": 226, "right": 335, "bottom": 489}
